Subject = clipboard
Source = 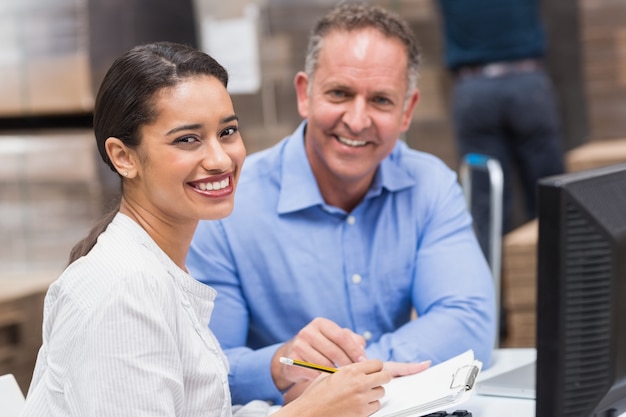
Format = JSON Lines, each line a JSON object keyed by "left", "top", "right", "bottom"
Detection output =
{"left": 371, "top": 350, "right": 482, "bottom": 417}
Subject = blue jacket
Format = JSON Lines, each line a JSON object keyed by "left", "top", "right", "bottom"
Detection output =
{"left": 438, "top": 0, "right": 546, "bottom": 70}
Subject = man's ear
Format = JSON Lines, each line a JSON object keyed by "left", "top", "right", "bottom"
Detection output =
{"left": 294, "top": 71, "right": 310, "bottom": 119}
{"left": 105, "top": 137, "right": 136, "bottom": 178}
{"left": 400, "top": 88, "right": 420, "bottom": 132}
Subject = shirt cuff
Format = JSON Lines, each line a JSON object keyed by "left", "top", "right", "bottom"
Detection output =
{"left": 228, "top": 343, "right": 284, "bottom": 405}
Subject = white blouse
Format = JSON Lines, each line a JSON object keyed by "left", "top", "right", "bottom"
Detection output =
{"left": 22, "top": 213, "right": 232, "bottom": 417}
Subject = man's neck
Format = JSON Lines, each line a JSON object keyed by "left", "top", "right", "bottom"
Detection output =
{"left": 316, "top": 175, "right": 371, "bottom": 213}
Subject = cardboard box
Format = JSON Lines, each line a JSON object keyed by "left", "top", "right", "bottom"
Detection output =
{"left": 501, "top": 308, "right": 535, "bottom": 348}
{"left": 580, "top": 0, "right": 626, "bottom": 140}
{"left": 502, "top": 219, "right": 538, "bottom": 307}
{"left": 502, "top": 138, "right": 626, "bottom": 347}
{"left": 501, "top": 219, "right": 538, "bottom": 347}
{"left": 0, "top": 271, "right": 58, "bottom": 395}
{"left": 566, "top": 138, "right": 626, "bottom": 172}
{"left": 0, "top": 0, "right": 93, "bottom": 117}
{"left": 0, "top": 131, "right": 101, "bottom": 271}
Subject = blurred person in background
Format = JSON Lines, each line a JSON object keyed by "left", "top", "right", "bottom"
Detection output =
{"left": 437, "top": 0, "right": 566, "bottom": 256}
{"left": 188, "top": 2, "right": 495, "bottom": 406}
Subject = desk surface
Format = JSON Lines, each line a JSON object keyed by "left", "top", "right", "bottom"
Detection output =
{"left": 447, "top": 348, "right": 536, "bottom": 417}
{"left": 454, "top": 348, "right": 626, "bottom": 417}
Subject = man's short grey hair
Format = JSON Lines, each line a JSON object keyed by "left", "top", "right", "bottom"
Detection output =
{"left": 304, "top": 2, "right": 421, "bottom": 104}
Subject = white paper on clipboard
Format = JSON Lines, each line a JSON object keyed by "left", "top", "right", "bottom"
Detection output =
{"left": 371, "top": 349, "right": 482, "bottom": 417}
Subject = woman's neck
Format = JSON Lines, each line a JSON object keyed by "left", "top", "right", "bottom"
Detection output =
{"left": 119, "top": 198, "right": 197, "bottom": 271}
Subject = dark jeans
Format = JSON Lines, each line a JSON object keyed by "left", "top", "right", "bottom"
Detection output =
{"left": 452, "top": 70, "right": 565, "bottom": 256}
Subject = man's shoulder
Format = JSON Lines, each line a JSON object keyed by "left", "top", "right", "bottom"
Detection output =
{"left": 240, "top": 138, "right": 289, "bottom": 180}
{"left": 390, "top": 141, "right": 455, "bottom": 175}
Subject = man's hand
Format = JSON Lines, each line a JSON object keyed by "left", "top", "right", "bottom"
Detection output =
{"left": 383, "top": 359, "right": 431, "bottom": 377}
{"left": 271, "top": 317, "right": 366, "bottom": 393}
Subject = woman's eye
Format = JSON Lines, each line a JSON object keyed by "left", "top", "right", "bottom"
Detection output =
{"left": 221, "top": 126, "right": 238, "bottom": 137}
{"left": 176, "top": 136, "right": 197, "bottom": 144}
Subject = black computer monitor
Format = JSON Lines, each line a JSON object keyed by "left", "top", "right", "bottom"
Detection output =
{"left": 536, "top": 163, "right": 626, "bottom": 417}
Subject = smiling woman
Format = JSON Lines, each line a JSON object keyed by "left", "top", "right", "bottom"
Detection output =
{"left": 112, "top": 74, "right": 245, "bottom": 252}
{"left": 19, "top": 41, "right": 394, "bottom": 417}
{"left": 67, "top": 41, "right": 242, "bottom": 268}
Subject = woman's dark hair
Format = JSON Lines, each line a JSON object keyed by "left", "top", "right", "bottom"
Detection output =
{"left": 69, "top": 42, "right": 228, "bottom": 264}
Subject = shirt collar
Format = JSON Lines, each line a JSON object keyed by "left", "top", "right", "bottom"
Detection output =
{"left": 113, "top": 212, "right": 217, "bottom": 302}
{"left": 277, "top": 122, "right": 324, "bottom": 214}
{"left": 277, "top": 121, "right": 416, "bottom": 214}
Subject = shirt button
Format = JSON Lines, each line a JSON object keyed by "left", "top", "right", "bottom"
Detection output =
{"left": 352, "top": 274, "right": 362, "bottom": 284}
{"left": 363, "top": 331, "right": 372, "bottom": 341}
{"left": 347, "top": 215, "right": 356, "bottom": 225}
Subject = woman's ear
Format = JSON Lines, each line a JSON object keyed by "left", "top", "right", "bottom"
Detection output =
{"left": 105, "top": 137, "right": 136, "bottom": 178}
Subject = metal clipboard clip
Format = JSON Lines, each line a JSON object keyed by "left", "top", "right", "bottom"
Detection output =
{"left": 450, "top": 363, "right": 480, "bottom": 392}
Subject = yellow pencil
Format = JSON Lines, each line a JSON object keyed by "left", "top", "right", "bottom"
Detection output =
{"left": 279, "top": 357, "right": 338, "bottom": 373}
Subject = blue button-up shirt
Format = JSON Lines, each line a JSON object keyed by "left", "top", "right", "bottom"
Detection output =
{"left": 187, "top": 121, "right": 495, "bottom": 405}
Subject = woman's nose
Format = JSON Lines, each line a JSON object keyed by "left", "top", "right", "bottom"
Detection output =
{"left": 202, "top": 139, "right": 231, "bottom": 172}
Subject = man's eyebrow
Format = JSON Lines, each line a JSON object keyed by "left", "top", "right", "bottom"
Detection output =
{"left": 165, "top": 115, "right": 239, "bottom": 136}
{"left": 323, "top": 82, "right": 395, "bottom": 97}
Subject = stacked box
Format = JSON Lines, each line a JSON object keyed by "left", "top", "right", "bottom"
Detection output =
{"left": 580, "top": 0, "right": 626, "bottom": 141}
{"left": 0, "top": 0, "right": 93, "bottom": 116}
{"left": 502, "top": 138, "right": 626, "bottom": 347}
{"left": 566, "top": 137, "right": 626, "bottom": 172}
{"left": 501, "top": 219, "right": 538, "bottom": 348}
{"left": 0, "top": 131, "right": 101, "bottom": 272}
{"left": 0, "top": 272, "right": 57, "bottom": 395}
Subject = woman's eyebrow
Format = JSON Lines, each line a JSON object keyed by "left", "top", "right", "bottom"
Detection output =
{"left": 165, "top": 115, "right": 239, "bottom": 136}
{"left": 222, "top": 114, "right": 239, "bottom": 124}
{"left": 166, "top": 124, "right": 202, "bottom": 136}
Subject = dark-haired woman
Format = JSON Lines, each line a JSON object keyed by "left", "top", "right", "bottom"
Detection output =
{"left": 21, "top": 42, "right": 391, "bottom": 417}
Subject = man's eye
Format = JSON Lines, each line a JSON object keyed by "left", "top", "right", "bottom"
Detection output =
{"left": 328, "top": 90, "right": 347, "bottom": 99}
{"left": 373, "top": 97, "right": 392, "bottom": 105}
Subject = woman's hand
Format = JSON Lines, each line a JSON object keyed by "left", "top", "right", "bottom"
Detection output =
{"left": 282, "top": 358, "right": 432, "bottom": 404}
{"left": 277, "top": 359, "right": 391, "bottom": 417}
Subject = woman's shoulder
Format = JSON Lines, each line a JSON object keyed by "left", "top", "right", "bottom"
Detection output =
{"left": 51, "top": 222, "right": 174, "bottom": 314}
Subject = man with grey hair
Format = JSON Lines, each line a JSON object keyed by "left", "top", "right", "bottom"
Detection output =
{"left": 188, "top": 1, "right": 495, "bottom": 406}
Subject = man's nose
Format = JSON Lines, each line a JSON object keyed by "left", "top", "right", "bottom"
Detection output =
{"left": 343, "top": 98, "right": 372, "bottom": 133}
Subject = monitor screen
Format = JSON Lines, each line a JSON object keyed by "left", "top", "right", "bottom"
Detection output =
{"left": 536, "top": 163, "right": 626, "bottom": 417}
